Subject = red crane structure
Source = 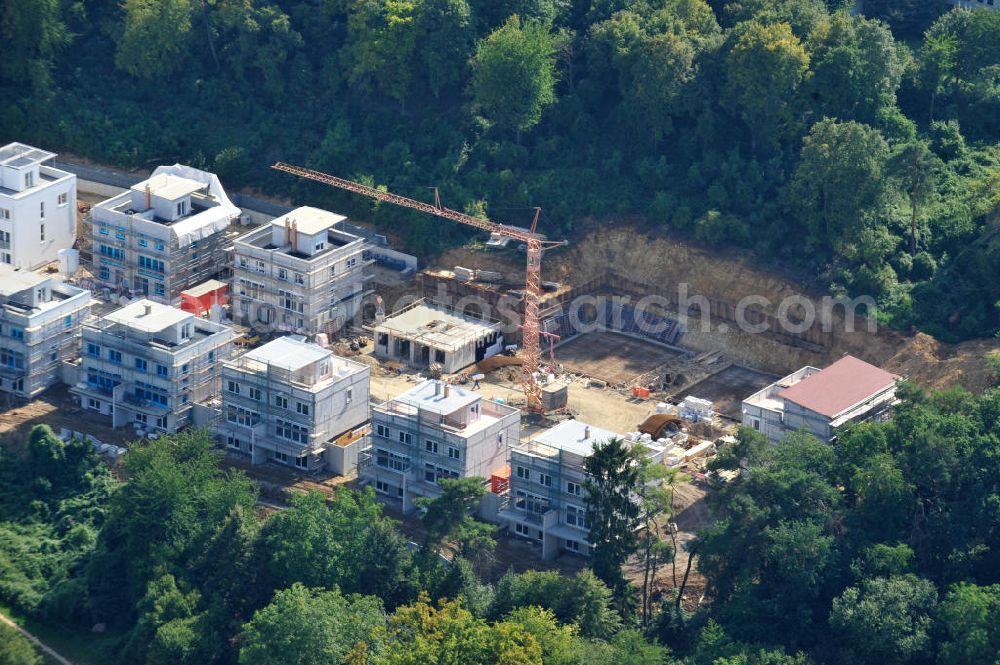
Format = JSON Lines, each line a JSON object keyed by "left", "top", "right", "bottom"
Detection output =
{"left": 272, "top": 162, "right": 566, "bottom": 411}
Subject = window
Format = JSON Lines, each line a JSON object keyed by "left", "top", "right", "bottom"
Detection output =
{"left": 0, "top": 208, "right": 9, "bottom": 219}
{"left": 515, "top": 466, "right": 530, "bottom": 481}
{"left": 296, "top": 402, "right": 309, "bottom": 416}
{"left": 25, "top": 172, "right": 34, "bottom": 188}
{"left": 39, "top": 202, "right": 45, "bottom": 219}
{"left": 424, "top": 463, "right": 459, "bottom": 484}
{"left": 514, "top": 490, "right": 549, "bottom": 516}
{"left": 752, "top": 418, "right": 760, "bottom": 431}
{"left": 138, "top": 255, "right": 165, "bottom": 273}
{"left": 156, "top": 364, "right": 168, "bottom": 377}
{"left": 375, "top": 479, "right": 391, "bottom": 494}
{"left": 254, "top": 260, "right": 266, "bottom": 274}
{"left": 278, "top": 268, "right": 288, "bottom": 281}
{"left": 347, "top": 257, "right": 357, "bottom": 269}
{"left": 134, "top": 381, "right": 169, "bottom": 406}
{"left": 40, "top": 223, "right": 45, "bottom": 242}
{"left": 88, "top": 398, "right": 101, "bottom": 410}
{"left": 295, "top": 456, "right": 308, "bottom": 469}
{"left": 64, "top": 315, "right": 72, "bottom": 329}
{"left": 58, "top": 192, "right": 68, "bottom": 206}
{"left": 181, "top": 324, "right": 191, "bottom": 339}
{"left": 315, "top": 242, "right": 325, "bottom": 251}
{"left": 565, "top": 540, "right": 581, "bottom": 553}
{"left": 346, "top": 388, "right": 353, "bottom": 403}
{"left": 155, "top": 416, "right": 167, "bottom": 429}
{"left": 376, "top": 424, "right": 388, "bottom": 438}
{"left": 425, "top": 440, "right": 438, "bottom": 454}
{"left": 274, "top": 395, "right": 288, "bottom": 409}
{"left": 273, "top": 450, "right": 288, "bottom": 463}
{"left": 135, "top": 414, "right": 148, "bottom": 424}
{"left": 98, "top": 245, "right": 125, "bottom": 261}
{"left": 86, "top": 343, "right": 100, "bottom": 357}
{"left": 227, "top": 436, "right": 241, "bottom": 450}
{"left": 108, "top": 349, "right": 122, "bottom": 364}
{"left": 398, "top": 431, "right": 412, "bottom": 444}
{"left": 208, "top": 350, "right": 215, "bottom": 362}
{"left": 1, "top": 253, "right": 9, "bottom": 265}
{"left": 275, "top": 418, "right": 309, "bottom": 443}
{"left": 138, "top": 238, "right": 148, "bottom": 248}
{"left": 448, "top": 447, "right": 461, "bottom": 460}
{"left": 248, "top": 387, "right": 261, "bottom": 401}
{"left": 539, "top": 473, "right": 552, "bottom": 488}
{"left": 98, "top": 266, "right": 110, "bottom": 280}
{"left": 294, "top": 273, "right": 304, "bottom": 285}
{"left": 227, "top": 380, "right": 240, "bottom": 395}
{"left": 135, "top": 357, "right": 148, "bottom": 372}
{"left": 226, "top": 405, "right": 259, "bottom": 427}
{"left": 375, "top": 448, "right": 409, "bottom": 472}
{"left": 176, "top": 201, "right": 187, "bottom": 217}
{"left": 10, "top": 326, "right": 23, "bottom": 341}
{"left": 566, "top": 505, "right": 591, "bottom": 529}
{"left": 567, "top": 481, "right": 582, "bottom": 497}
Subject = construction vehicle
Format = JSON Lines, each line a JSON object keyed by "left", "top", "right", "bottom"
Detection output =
{"left": 271, "top": 162, "right": 566, "bottom": 411}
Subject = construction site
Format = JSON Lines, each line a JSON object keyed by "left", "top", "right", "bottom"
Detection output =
{"left": 3, "top": 158, "right": 998, "bottom": 610}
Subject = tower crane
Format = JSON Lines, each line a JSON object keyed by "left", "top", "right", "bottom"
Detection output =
{"left": 271, "top": 162, "right": 566, "bottom": 411}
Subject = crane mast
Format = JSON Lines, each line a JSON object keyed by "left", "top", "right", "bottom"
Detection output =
{"left": 272, "top": 162, "right": 563, "bottom": 411}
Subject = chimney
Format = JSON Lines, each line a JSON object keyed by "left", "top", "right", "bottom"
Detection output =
{"left": 143, "top": 303, "right": 152, "bottom": 316}
{"left": 285, "top": 218, "right": 291, "bottom": 246}
{"left": 145, "top": 183, "right": 151, "bottom": 209}
{"left": 291, "top": 220, "right": 298, "bottom": 249}
{"left": 434, "top": 382, "right": 441, "bottom": 396}
{"left": 443, "top": 384, "right": 450, "bottom": 398}
{"left": 584, "top": 425, "right": 591, "bottom": 440}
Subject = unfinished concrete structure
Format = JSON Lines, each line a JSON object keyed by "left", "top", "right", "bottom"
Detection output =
{"left": 0, "top": 142, "right": 77, "bottom": 270}
{"left": 742, "top": 355, "right": 899, "bottom": 443}
{"left": 500, "top": 420, "right": 617, "bottom": 558}
{"left": 217, "top": 335, "right": 370, "bottom": 473}
{"left": 71, "top": 299, "right": 235, "bottom": 433}
{"left": 230, "top": 207, "right": 372, "bottom": 336}
{"left": 87, "top": 165, "right": 240, "bottom": 304}
{"left": 0, "top": 266, "right": 91, "bottom": 399}
{"left": 360, "top": 379, "right": 520, "bottom": 512}
{"left": 374, "top": 300, "right": 503, "bottom": 374}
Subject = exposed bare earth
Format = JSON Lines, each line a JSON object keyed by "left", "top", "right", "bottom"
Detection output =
{"left": 555, "top": 332, "right": 685, "bottom": 385}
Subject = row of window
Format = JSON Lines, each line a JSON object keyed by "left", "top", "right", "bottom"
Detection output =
{"left": 134, "top": 381, "right": 169, "bottom": 406}
{"left": 423, "top": 438, "right": 461, "bottom": 460}
{"left": 514, "top": 465, "right": 584, "bottom": 497}
{"left": 226, "top": 436, "right": 309, "bottom": 468}
{"left": 138, "top": 255, "right": 165, "bottom": 273}
{"left": 275, "top": 418, "right": 309, "bottom": 443}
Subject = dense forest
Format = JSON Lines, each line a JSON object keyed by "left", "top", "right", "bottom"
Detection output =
{"left": 1, "top": 0, "right": 999, "bottom": 340}
{"left": 1, "top": 382, "right": 999, "bottom": 664}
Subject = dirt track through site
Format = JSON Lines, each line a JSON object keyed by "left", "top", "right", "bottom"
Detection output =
{"left": 555, "top": 332, "right": 685, "bottom": 385}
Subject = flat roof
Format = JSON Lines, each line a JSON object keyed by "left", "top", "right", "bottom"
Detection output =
{"left": 531, "top": 420, "right": 622, "bottom": 457}
{"left": 272, "top": 207, "right": 348, "bottom": 236}
{"left": 778, "top": 355, "right": 898, "bottom": 418}
{"left": 104, "top": 299, "right": 192, "bottom": 333}
{"left": 393, "top": 379, "right": 480, "bottom": 415}
{"left": 0, "top": 142, "right": 56, "bottom": 169}
{"left": 243, "top": 336, "right": 332, "bottom": 371}
{"left": 182, "top": 279, "right": 228, "bottom": 298}
{"left": 0, "top": 266, "right": 48, "bottom": 296}
{"left": 131, "top": 173, "right": 205, "bottom": 200}
{"left": 378, "top": 302, "right": 498, "bottom": 349}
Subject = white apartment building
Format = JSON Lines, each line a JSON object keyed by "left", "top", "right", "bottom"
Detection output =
{"left": 0, "top": 142, "right": 77, "bottom": 270}
{"left": 360, "top": 379, "right": 521, "bottom": 512}
{"left": 742, "top": 355, "right": 899, "bottom": 443}
{"left": 87, "top": 165, "right": 240, "bottom": 304}
{"left": 0, "top": 266, "right": 91, "bottom": 399}
{"left": 951, "top": 0, "right": 996, "bottom": 10}
{"left": 71, "top": 299, "right": 235, "bottom": 433}
{"left": 217, "top": 335, "right": 371, "bottom": 473}
{"left": 500, "top": 420, "right": 624, "bottom": 559}
{"left": 231, "top": 207, "right": 372, "bottom": 337}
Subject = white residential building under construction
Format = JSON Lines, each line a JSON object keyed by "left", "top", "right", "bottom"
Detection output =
{"left": 360, "top": 379, "right": 520, "bottom": 512}
{"left": 230, "top": 207, "right": 372, "bottom": 337}
{"left": 87, "top": 165, "right": 241, "bottom": 304}
{"left": 71, "top": 299, "right": 235, "bottom": 433}
{"left": 0, "top": 266, "right": 91, "bottom": 399}
{"left": 0, "top": 142, "right": 77, "bottom": 271}
{"left": 217, "top": 335, "right": 371, "bottom": 473}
